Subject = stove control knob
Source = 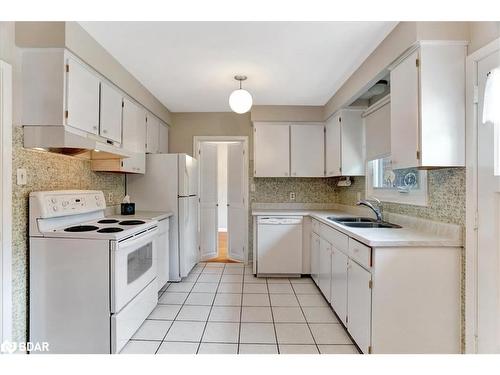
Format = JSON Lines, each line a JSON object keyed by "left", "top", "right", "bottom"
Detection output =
{"left": 62, "top": 200, "right": 69, "bottom": 208}
{"left": 96, "top": 200, "right": 102, "bottom": 207}
{"left": 52, "top": 205, "right": 58, "bottom": 212}
{"left": 50, "top": 197, "right": 57, "bottom": 204}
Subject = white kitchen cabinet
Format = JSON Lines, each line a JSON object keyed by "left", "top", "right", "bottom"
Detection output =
{"left": 310, "top": 232, "right": 320, "bottom": 286}
{"left": 347, "top": 260, "right": 372, "bottom": 354}
{"left": 156, "top": 218, "right": 170, "bottom": 291}
{"left": 325, "top": 109, "right": 364, "bottom": 177}
{"left": 331, "top": 246, "right": 348, "bottom": 326}
{"left": 290, "top": 124, "right": 325, "bottom": 177}
{"left": 253, "top": 123, "right": 290, "bottom": 177}
{"left": 159, "top": 123, "right": 169, "bottom": 153}
{"left": 66, "top": 56, "right": 101, "bottom": 135}
{"left": 146, "top": 114, "right": 160, "bottom": 154}
{"left": 122, "top": 98, "right": 146, "bottom": 154}
{"left": 389, "top": 42, "right": 466, "bottom": 169}
{"left": 99, "top": 80, "right": 123, "bottom": 144}
{"left": 319, "top": 238, "right": 332, "bottom": 303}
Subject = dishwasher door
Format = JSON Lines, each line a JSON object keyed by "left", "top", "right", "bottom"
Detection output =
{"left": 257, "top": 216, "right": 303, "bottom": 275}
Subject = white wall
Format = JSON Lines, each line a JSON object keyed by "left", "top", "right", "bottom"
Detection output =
{"left": 217, "top": 143, "right": 228, "bottom": 231}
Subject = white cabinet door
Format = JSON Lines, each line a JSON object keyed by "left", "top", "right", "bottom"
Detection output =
{"left": 254, "top": 123, "right": 290, "bottom": 177}
{"left": 159, "top": 123, "right": 169, "bottom": 153}
{"left": 198, "top": 142, "right": 218, "bottom": 261}
{"left": 310, "top": 232, "right": 320, "bottom": 286}
{"left": 66, "top": 56, "right": 100, "bottom": 135}
{"left": 319, "top": 238, "right": 332, "bottom": 303}
{"left": 123, "top": 98, "right": 147, "bottom": 154}
{"left": 325, "top": 113, "right": 341, "bottom": 176}
{"left": 331, "top": 247, "right": 348, "bottom": 326}
{"left": 99, "top": 81, "right": 123, "bottom": 143}
{"left": 347, "top": 260, "right": 372, "bottom": 353}
{"left": 390, "top": 49, "right": 420, "bottom": 169}
{"left": 290, "top": 124, "right": 325, "bottom": 177}
{"left": 146, "top": 114, "right": 160, "bottom": 154}
{"left": 121, "top": 152, "right": 145, "bottom": 174}
{"left": 156, "top": 219, "right": 170, "bottom": 291}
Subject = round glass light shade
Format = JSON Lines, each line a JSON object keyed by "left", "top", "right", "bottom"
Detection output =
{"left": 229, "top": 89, "right": 253, "bottom": 114}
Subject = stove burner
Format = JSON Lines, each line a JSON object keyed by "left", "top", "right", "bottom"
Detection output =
{"left": 119, "top": 220, "right": 146, "bottom": 226}
{"left": 97, "top": 227, "right": 124, "bottom": 233}
{"left": 98, "top": 219, "right": 120, "bottom": 224}
{"left": 64, "top": 225, "right": 99, "bottom": 232}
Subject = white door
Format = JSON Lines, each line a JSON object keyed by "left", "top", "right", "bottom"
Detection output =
{"left": 476, "top": 50, "right": 500, "bottom": 353}
{"left": 347, "top": 260, "right": 372, "bottom": 353}
{"left": 198, "top": 143, "right": 218, "bottom": 261}
{"left": 390, "top": 49, "right": 420, "bottom": 169}
{"left": 319, "top": 238, "right": 332, "bottom": 303}
{"left": 290, "top": 124, "right": 325, "bottom": 177}
{"left": 254, "top": 123, "right": 290, "bottom": 177}
{"left": 66, "top": 57, "right": 100, "bottom": 135}
{"left": 146, "top": 114, "right": 160, "bottom": 154}
{"left": 325, "top": 113, "right": 341, "bottom": 176}
{"left": 99, "top": 81, "right": 122, "bottom": 143}
{"left": 310, "top": 232, "right": 320, "bottom": 285}
{"left": 159, "top": 123, "right": 169, "bottom": 153}
{"left": 331, "top": 247, "right": 348, "bottom": 325}
{"left": 227, "top": 142, "right": 246, "bottom": 261}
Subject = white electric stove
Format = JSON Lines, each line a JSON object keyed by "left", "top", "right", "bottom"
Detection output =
{"left": 29, "top": 190, "right": 159, "bottom": 354}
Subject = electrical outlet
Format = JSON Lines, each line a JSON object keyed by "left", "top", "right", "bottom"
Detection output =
{"left": 289, "top": 192, "right": 296, "bottom": 201}
{"left": 108, "top": 192, "right": 113, "bottom": 203}
{"left": 17, "top": 169, "right": 27, "bottom": 185}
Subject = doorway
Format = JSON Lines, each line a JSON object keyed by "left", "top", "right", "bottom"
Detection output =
{"left": 194, "top": 136, "right": 248, "bottom": 263}
{"left": 466, "top": 39, "right": 500, "bottom": 353}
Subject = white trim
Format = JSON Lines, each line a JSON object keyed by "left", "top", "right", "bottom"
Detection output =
{"left": 465, "top": 36, "right": 500, "bottom": 354}
{"left": 0, "top": 60, "right": 13, "bottom": 344}
{"left": 361, "top": 94, "right": 390, "bottom": 118}
{"left": 193, "top": 135, "right": 249, "bottom": 263}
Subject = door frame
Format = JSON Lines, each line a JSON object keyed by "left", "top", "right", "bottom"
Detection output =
{"left": 0, "top": 60, "right": 13, "bottom": 344}
{"left": 193, "top": 136, "right": 249, "bottom": 263}
{"left": 465, "top": 37, "right": 500, "bottom": 353}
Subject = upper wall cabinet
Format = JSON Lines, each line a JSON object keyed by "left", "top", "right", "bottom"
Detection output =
{"left": 146, "top": 113, "right": 160, "bottom": 153}
{"left": 389, "top": 42, "right": 466, "bottom": 169}
{"left": 99, "top": 80, "right": 123, "bottom": 144}
{"left": 159, "top": 123, "right": 169, "bottom": 153}
{"left": 325, "top": 109, "right": 364, "bottom": 177}
{"left": 122, "top": 98, "right": 146, "bottom": 154}
{"left": 253, "top": 122, "right": 290, "bottom": 177}
{"left": 290, "top": 124, "right": 325, "bottom": 177}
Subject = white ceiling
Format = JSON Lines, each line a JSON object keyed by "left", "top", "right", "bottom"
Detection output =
{"left": 79, "top": 22, "right": 397, "bottom": 112}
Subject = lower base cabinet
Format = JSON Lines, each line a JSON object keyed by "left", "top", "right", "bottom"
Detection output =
{"left": 310, "top": 232, "right": 320, "bottom": 285}
{"left": 347, "top": 260, "right": 372, "bottom": 354}
{"left": 331, "top": 247, "right": 348, "bottom": 326}
{"left": 156, "top": 218, "right": 170, "bottom": 292}
{"left": 319, "top": 238, "right": 332, "bottom": 303}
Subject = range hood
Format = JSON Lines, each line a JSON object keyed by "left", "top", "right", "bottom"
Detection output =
{"left": 23, "top": 125, "right": 132, "bottom": 160}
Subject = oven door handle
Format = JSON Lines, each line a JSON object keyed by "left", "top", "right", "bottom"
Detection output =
{"left": 116, "top": 227, "right": 158, "bottom": 251}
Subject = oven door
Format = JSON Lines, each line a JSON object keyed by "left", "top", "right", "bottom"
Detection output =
{"left": 111, "top": 227, "right": 158, "bottom": 313}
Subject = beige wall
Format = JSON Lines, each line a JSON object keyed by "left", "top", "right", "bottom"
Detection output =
{"left": 251, "top": 105, "right": 323, "bottom": 122}
{"left": 169, "top": 112, "right": 252, "bottom": 157}
{"left": 15, "top": 22, "right": 172, "bottom": 125}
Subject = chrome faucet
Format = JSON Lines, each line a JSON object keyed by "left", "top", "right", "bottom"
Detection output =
{"left": 357, "top": 198, "right": 383, "bottom": 222}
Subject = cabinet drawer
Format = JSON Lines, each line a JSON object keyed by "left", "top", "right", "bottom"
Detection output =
{"left": 311, "top": 219, "right": 320, "bottom": 234}
{"left": 348, "top": 238, "right": 372, "bottom": 269}
{"left": 320, "top": 224, "right": 348, "bottom": 253}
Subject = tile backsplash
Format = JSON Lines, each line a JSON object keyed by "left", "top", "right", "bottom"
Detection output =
{"left": 12, "top": 126, "right": 125, "bottom": 342}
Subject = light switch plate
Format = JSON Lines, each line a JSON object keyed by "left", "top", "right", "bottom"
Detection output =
{"left": 17, "top": 168, "right": 27, "bottom": 185}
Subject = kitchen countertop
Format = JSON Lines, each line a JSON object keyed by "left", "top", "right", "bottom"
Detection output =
{"left": 252, "top": 208, "right": 463, "bottom": 248}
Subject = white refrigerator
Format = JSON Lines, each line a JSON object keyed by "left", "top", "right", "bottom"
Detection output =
{"left": 127, "top": 153, "right": 199, "bottom": 281}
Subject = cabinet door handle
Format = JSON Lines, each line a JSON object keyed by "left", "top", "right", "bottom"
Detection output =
{"left": 93, "top": 126, "right": 98, "bottom": 130}
{"left": 102, "top": 129, "right": 107, "bottom": 134}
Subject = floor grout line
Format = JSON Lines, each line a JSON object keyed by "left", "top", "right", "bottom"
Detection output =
{"left": 265, "top": 277, "right": 280, "bottom": 354}
{"left": 290, "top": 280, "right": 321, "bottom": 354}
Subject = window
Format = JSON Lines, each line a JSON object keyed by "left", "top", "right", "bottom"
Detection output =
{"left": 367, "top": 156, "right": 428, "bottom": 206}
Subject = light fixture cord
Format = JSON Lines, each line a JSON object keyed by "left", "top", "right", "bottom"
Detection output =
{"left": 239, "top": 79, "right": 242, "bottom": 89}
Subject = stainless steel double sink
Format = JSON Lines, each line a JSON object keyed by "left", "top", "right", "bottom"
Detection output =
{"left": 327, "top": 216, "right": 402, "bottom": 229}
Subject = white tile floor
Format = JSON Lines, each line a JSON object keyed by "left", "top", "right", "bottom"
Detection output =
{"left": 120, "top": 262, "right": 359, "bottom": 354}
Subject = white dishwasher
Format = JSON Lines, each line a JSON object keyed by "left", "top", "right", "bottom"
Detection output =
{"left": 257, "top": 216, "right": 303, "bottom": 276}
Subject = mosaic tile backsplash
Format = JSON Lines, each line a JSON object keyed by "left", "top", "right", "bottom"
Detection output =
{"left": 12, "top": 126, "right": 125, "bottom": 342}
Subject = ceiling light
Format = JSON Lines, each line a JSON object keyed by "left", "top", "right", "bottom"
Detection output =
{"left": 229, "top": 75, "right": 253, "bottom": 114}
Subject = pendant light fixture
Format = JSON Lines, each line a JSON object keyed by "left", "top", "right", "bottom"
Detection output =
{"left": 229, "top": 75, "right": 253, "bottom": 114}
